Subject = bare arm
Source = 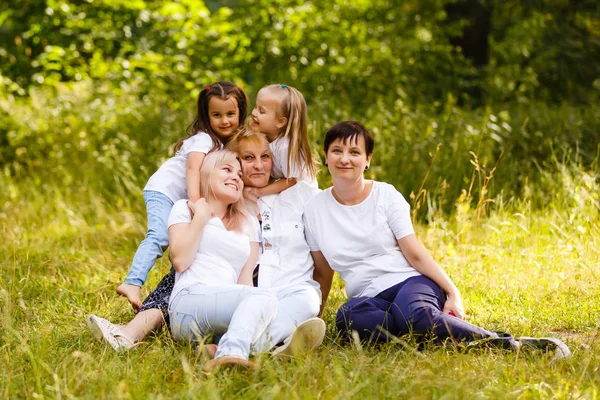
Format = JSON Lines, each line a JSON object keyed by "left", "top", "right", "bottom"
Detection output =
{"left": 398, "top": 234, "right": 466, "bottom": 319}
{"left": 168, "top": 199, "right": 211, "bottom": 272}
{"left": 186, "top": 152, "right": 206, "bottom": 202}
{"left": 257, "top": 178, "right": 297, "bottom": 197}
{"left": 311, "top": 250, "right": 335, "bottom": 318}
{"left": 237, "top": 242, "right": 260, "bottom": 286}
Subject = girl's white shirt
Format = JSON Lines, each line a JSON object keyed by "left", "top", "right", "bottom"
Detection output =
{"left": 303, "top": 181, "right": 421, "bottom": 299}
{"left": 256, "top": 181, "right": 321, "bottom": 299}
{"left": 144, "top": 132, "right": 220, "bottom": 202}
{"left": 269, "top": 136, "right": 318, "bottom": 188}
{"left": 168, "top": 199, "right": 260, "bottom": 299}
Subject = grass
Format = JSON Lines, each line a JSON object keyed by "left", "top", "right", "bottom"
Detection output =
{"left": 1, "top": 166, "right": 600, "bottom": 399}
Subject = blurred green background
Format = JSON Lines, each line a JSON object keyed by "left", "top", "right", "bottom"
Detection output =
{"left": 1, "top": 0, "right": 599, "bottom": 217}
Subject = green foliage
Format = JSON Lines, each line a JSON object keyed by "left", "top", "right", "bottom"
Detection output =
{"left": 1, "top": 81, "right": 599, "bottom": 219}
{"left": 0, "top": 82, "right": 189, "bottom": 209}
{"left": 488, "top": 0, "right": 600, "bottom": 104}
{"left": 1, "top": 0, "right": 599, "bottom": 217}
{"left": 2, "top": 0, "right": 599, "bottom": 104}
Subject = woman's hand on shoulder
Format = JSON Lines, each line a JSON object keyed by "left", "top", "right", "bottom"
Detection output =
{"left": 187, "top": 198, "right": 211, "bottom": 221}
{"left": 442, "top": 291, "right": 466, "bottom": 320}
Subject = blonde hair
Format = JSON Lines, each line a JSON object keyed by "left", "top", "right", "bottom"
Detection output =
{"left": 198, "top": 149, "right": 250, "bottom": 233}
{"left": 226, "top": 126, "right": 270, "bottom": 154}
{"left": 261, "top": 84, "right": 318, "bottom": 179}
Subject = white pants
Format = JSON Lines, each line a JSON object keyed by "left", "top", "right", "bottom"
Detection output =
{"left": 169, "top": 284, "right": 278, "bottom": 360}
{"left": 253, "top": 284, "right": 321, "bottom": 353}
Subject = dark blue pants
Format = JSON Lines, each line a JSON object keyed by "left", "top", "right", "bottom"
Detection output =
{"left": 336, "top": 275, "right": 495, "bottom": 343}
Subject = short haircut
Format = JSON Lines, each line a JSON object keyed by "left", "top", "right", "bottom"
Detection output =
{"left": 324, "top": 121, "right": 375, "bottom": 156}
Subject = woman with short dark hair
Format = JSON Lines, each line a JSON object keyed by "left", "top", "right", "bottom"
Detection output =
{"left": 304, "top": 121, "right": 569, "bottom": 356}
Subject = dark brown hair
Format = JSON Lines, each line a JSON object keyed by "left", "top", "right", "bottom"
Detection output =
{"left": 174, "top": 81, "right": 249, "bottom": 154}
{"left": 324, "top": 121, "right": 375, "bottom": 156}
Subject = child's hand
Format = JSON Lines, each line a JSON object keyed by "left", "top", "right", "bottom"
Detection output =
{"left": 243, "top": 187, "right": 261, "bottom": 203}
{"left": 187, "top": 198, "right": 211, "bottom": 221}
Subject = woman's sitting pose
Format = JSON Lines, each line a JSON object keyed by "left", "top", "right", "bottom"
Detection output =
{"left": 163, "top": 148, "right": 276, "bottom": 369}
{"left": 304, "top": 121, "right": 570, "bottom": 356}
{"left": 227, "top": 129, "right": 326, "bottom": 355}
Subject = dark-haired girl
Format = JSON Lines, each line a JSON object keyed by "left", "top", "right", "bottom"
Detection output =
{"left": 117, "top": 81, "right": 249, "bottom": 310}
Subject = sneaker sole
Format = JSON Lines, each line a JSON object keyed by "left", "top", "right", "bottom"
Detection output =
{"left": 273, "top": 317, "right": 326, "bottom": 357}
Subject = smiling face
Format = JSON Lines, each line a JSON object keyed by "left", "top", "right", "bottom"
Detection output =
{"left": 208, "top": 157, "right": 244, "bottom": 204}
{"left": 238, "top": 139, "right": 273, "bottom": 189}
{"left": 250, "top": 89, "right": 287, "bottom": 141}
{"left": 208, "top": 96, "right": 240, "bottom": 139}
{"left": 326, "top": 135, "right": 372, "bottom": 182}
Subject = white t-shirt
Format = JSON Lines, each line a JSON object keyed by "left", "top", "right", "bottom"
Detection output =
{"left": 303, "top": 181, "right": 421, "bottom": 299}
{"left": 144, "top": 132, "right": 219, "bottom": 202}
{"left": 256, "top": 181, "right": 320, "bottom": 299}
{"left": 269, "top": 136, "right": 318, "bottom": 188}
{"left": 168, "top": 200, "right": 260, "bottom": 299}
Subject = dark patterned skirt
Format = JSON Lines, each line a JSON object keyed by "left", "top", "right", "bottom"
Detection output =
{"left": 139, "top": 269, "right": 175, "bottom": 320}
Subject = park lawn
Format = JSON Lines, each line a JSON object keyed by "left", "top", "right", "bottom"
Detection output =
{"left": 1, "top": 185, "right": 599, "bottom": 399}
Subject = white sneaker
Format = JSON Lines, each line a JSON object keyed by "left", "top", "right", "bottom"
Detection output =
{"left": 517, "top": 337, "right": 572, "bottom": 360}
{"left": 273, "top": 317, "right": 326, "bottom": 358}
{"left": 86, "top": 314, "right": 136, "bottom": 352}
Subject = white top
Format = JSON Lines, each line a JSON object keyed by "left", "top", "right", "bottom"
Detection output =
{"left": 303, "top": 181, "right": 421, "bottom": 299}
{"left": 269, "top": 136, "right": 318, "bottom": 188}
{"left": 168, "top": 199, "right": 260, "bottom": 298}
{"left": 144, "top": 132, "right": 219, "bottom": 202}
{"left": 256, "top": 181, "right": 321, "bottom": 299}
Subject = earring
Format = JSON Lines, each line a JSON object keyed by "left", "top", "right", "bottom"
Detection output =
{"left": 325, "top": 163, "right": 328, "bottom": 167}
{"left": 365, "top": 165, "right": 369, "bottom": 170}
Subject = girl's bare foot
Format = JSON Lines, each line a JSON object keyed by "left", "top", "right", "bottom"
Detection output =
{"left": 203, "top": 356, "right": 255, "bottom": 371}
{"left": 116, "top": 283, "right": 143, "bottom": 311}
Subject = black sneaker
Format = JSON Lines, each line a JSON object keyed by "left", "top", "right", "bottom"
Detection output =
{"left": 465, "top": 331, "right": 521, "bottom": 351}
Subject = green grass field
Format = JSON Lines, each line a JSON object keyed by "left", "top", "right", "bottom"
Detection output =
{"left": 1, "top": 170, "right": 599, "bottom": 399}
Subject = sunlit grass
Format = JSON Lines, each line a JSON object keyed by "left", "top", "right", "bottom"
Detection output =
{"left": 1, "top": 161, "right": 599, "bottom": 398}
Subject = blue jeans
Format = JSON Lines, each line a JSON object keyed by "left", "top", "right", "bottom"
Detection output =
{"left": 124, "top": 190, "right": 174, "bottom": 287}
{"left": 336, "top": 275, "right": 496, "bottom": 343}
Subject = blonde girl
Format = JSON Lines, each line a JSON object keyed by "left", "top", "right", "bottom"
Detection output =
{"left": 248, "top": 84, "right": 318, "bottom": 198}
{"left": 117, "top": 82, "right": 249, "bottom": 310}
